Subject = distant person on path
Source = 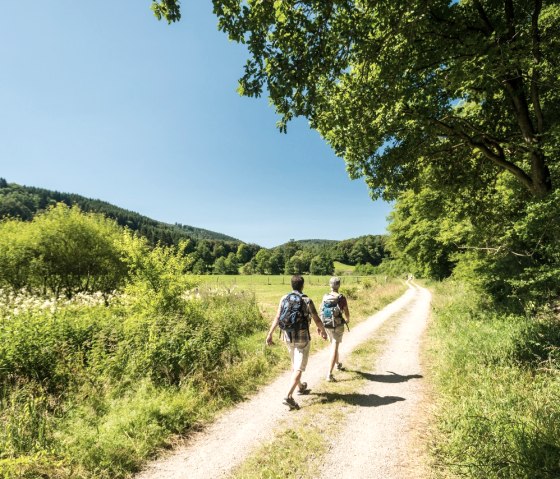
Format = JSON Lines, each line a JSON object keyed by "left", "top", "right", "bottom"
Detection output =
{"left": 320, "top": 276, "right": 350, "bottom": 382}
{"left": 266, "top": 275, "right": 328, "bottom": 410}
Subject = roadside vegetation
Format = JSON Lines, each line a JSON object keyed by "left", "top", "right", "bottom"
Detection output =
{"left": 427, "top": 281, "right": 560, "bottom": 479}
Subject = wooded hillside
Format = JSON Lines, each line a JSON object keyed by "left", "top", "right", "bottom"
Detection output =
{"left": 0, "top": 178, "right": 239, "bottom": 244}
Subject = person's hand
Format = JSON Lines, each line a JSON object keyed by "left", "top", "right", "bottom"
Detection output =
{"left": 266, "top": 333, "right": 274, "bottom": 346}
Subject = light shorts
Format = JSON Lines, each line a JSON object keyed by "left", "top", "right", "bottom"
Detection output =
{"left": 285, "top": 340, "right": 311, "bottom": 372}
{"left": 326, "top": 325, "right": 344, "bottom": 344}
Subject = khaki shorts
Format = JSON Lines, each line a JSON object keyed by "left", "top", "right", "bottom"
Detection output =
{"left": 326, "top": 325, "right": 344, "bottom": 344}
{"left": 285, "top": 340, "right": 311, "bottom": 372}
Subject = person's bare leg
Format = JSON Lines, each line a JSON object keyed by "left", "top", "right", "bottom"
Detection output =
{"left": 328, "top": 341, "right": 339, "bottom": 376}
{"left": 287, "top": 369, "right": 303, "bottom": 397}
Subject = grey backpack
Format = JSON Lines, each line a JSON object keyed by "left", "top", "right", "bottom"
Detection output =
{"left": 320, "top": 293, "right": 342, "bottom": 328}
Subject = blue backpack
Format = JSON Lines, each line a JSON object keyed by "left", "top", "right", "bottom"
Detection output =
{"left": 278, "top": 292, "right": 309, "bottom": 333}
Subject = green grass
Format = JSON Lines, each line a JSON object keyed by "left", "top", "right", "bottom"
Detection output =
{"left": 426, "top": 281, "right": 560, "bottom": 479}
{"left": 333, "top": 261, "right": 356, "bottom": 275}
{"left": 196, "top": 274, "right": 389, "bottom": 319}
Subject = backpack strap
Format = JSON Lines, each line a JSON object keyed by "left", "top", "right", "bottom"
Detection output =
{"left": 300, "top": 293, "right": 311, "bottom": 335}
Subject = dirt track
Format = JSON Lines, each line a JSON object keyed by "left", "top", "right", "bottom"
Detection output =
{"left": 136, "top": 282, "right": 431, "bottom": 479}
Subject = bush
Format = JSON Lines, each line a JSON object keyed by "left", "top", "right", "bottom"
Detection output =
{"left": 0, "top": 204, "right": 128, "bottom": 297}
{"left": 0, "top": 243, "right": 266, "bottom": 478}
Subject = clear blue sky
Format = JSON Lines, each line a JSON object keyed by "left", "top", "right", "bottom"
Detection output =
{"left": 0, "top": 1, "right": 392, "bottom": 247}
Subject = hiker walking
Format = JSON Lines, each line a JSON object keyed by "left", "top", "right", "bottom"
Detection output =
{"left": 320, "top": 276, "right": 350, "bottom": 382}
{"left": 266, "top": 274, "right": 328, "bottom": 410}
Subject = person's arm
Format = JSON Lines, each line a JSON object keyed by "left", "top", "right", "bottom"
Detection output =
{"left": 312, "top": 311, "right": 328, "bottom": 339}
{"left": 343, "top": 305, "right": 350, "bottom": 324}
{"left": 266, "top": 302, "right": 281, "bottom": 346}
{"left": 308, "top": 300, "right": 328, "bottom": 339}
{"left": 340, "top": 295, "right": 350, "bottom": 324}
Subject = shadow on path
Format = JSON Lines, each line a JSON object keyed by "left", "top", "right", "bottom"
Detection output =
{"left": 309, "top": 391, "right": 405, "bottom": 408}
{"left": 352, "top": 371, "right": 423, "bottom": 383}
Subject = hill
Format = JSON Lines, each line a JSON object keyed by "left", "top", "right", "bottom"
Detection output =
{"left": 273, "top": 235, "right": 387, "bottom": 267}
{"left": 0, "top": 178, "right": 239, "bottom": 245}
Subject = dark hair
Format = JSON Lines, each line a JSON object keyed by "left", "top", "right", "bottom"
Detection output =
{"left": 291, "top": 275, "right": 304, "bottom": 292}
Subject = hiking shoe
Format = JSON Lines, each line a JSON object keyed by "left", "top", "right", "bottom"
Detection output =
{"left": 326, "top": 374, "right": 336, "bottom": 382}
{"left": 283, "top": 396, "right": 300, "bottom": 410}
{"left": 336, "top": 363, "right": 345, "bottom": 371}
{"left": 297, "top": 382, "right": 310, "bottom": 395}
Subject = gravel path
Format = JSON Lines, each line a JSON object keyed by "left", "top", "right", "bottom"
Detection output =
{"left": 315, "top": 282, "right": 432, "bottom": 478}
{"left": 136, "top": 283, "right": 426, "bottom": 479}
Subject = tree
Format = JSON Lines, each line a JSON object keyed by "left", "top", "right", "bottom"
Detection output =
{"left": 213, "top": 256, "right": 227, "bottom": 275}
{"left": 224, "top": 252, "right": 239, "bottom": 274}
{"left": 254, "top": 249, "right": 271, "bottom": 274}
{"left": 242, "top": 257, "right": 257, "bottom": 275}
{"left": 269, "top": 251, "right": 285, "bottom": 275}
{"left": 213, "top": 242, "right": 227, "bottom": 260}
{"left": 236, "top": 243, "right": 252, "bottom": 264}
{"left": 310, "top": 254, "right": 335, "bottom": 275}
{"left": 0, "top": 203, "right": 128, "bottom": 296}
{"left": 386, "top": 190, "right": 466, "bottom": 279}
{"left": 285, "top": 255, "right": 305, "bottom": 275}
{"left": 196, "top": 241, "right": 213, "bottom": 266}
{"left": 386, "top": 169, "right": 560, "bottom": 304}
{"left": 154, "top": 1, "right": 559, "bottom": 198}
{"left": 349, "top": 241, "right": 369, "bottom": 266}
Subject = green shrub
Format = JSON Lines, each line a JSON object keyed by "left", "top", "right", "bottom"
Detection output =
{"left": 0, "top": 277, "right": 267, "bottom": 479}
{"left": 0, "top": 203, "right": 128, "bottom": 297}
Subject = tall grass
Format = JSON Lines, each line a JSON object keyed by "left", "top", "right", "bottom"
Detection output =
{"left": 0, "top": 290, "right": 271, "bottom": 478}
{"left": 427, "top": 280, "right": 560, "bottom": 479}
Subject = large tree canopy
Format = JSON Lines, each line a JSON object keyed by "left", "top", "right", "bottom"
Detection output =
{"left": 154, "top": 0, "right": 559, "bottom": 199}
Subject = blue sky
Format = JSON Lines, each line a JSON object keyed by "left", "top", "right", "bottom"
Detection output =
{"left": 0, "top": 1, "right": 392, "bottom": 247}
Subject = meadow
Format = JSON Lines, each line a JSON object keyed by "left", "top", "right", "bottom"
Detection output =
{"left": 197, "top": 273, "right": 375, "bottom": 316}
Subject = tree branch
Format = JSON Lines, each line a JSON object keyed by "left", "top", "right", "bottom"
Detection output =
{"left": 504, "top": 0, "right": 517, "bottom": 41}
{"left": 456, "top": 244, "right": 532, "bottom": 257}
{"left": 473, "top": 0, "right": 494, "bottom": 36}
{"left": 426, "top": 116, "right": 535, "bottom": 192}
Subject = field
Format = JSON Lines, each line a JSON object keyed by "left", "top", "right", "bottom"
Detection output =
{"left": 197, "top": 274, "right": 378, "bottom": 318}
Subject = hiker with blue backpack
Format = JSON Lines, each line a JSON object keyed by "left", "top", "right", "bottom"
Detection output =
{"left": 320, "top": 276, "right": 350, "bottom": 382}
{"left": 266, "top": 275, "right": 328, "bottom": 410}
